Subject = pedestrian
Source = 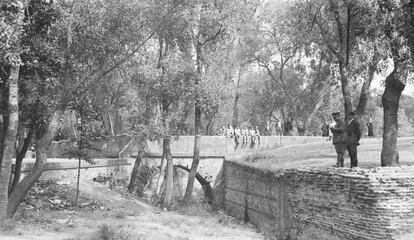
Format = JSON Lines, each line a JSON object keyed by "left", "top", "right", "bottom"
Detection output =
{"left": 328, "top": 118, "right": 335, "bottom": 141}
{"left": 330, "top": 112, "right": 346, "bottom": 167}
{"left": 276, "top": 119, "right": 283, "bottom": 136}
{"left": 227, "top": 124, "right": 234, "bottom": 138}
{"left": 234, "top": 126, "right": 241, "bottom": 144}
{"left": 346, "top": 111, "right": 361, "bottom": 168}
{"left": 249, "top": 127, "right": 256, "bottom": 143}
{"left": 255, "top": 126, "right": 261, "bottom": 144}
{"left": 367, "top": 115, "right": 374, "bottom": 137}
{"left": 321, "top": 122, "right": 329, "bottom": 137}
{"left": 241, "top": 126, "right": 248, "bottom": 144}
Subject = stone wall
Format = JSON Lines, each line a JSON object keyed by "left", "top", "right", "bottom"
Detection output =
{"left": 20, "top": 158, "right": 131, "bottom": 182}
{"left": 223, "top": 161, "right": 414, "bottom": 240}
{"left": 48, "top": 135, "right": 326, "bottom": 158}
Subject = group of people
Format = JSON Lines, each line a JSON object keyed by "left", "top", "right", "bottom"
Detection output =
{"left": 221, "top": 125, "right": 261, "bottom": 145}
{"left": 329, "top": 111, "right": 361, "bottom": 168}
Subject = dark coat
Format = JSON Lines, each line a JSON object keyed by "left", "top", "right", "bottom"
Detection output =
{"left": 331, "top": 119, "right": 346, "bottom": 144}
{"left": 346, "top": 118, "right": 361, "bottom": 145}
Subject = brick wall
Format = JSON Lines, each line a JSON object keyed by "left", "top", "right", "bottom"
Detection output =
{"left": 223, "top": 161, "right": 414, "bottom": 240}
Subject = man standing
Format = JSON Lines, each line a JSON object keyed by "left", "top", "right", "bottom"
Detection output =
{"left": 275, "top": 119, "right": 283, "bottom": 136}
{"left": 234, "top": 126, "right": 241, "bottom": 144}
{"left": 346, "top": 111, "right": 361, "bottom": 168}
{"left": 321, "top": 121, "right": 330, "bottom": 137}
{"left": 330, "top": 112, "right": 346, "bottom": 167}
{"left": 367, "top": 115, "right": 374, "bottom": 137}
{"left": 254, "top": 126, "right": 261, "bottom": 144}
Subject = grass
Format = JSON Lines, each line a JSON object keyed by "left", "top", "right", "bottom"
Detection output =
{"left": 242, "top": 152, "right": 275, "bottom": 163}
{"left": 90, "top": 224, "right": 131, "bottom": 240}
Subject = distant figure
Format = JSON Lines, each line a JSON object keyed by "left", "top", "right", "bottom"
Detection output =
{"left": 367, "top": 116, "right": 374, "bottom": 137}
{"left": 346, "top": 111, "right": 361, "bottom": 168}
{"left": 227, "top": 124, "right": 234, "bottom": 138}
{"left": 234, "top": 126, "right": 241, "bottom": 144}
{"left": 328, "top": 118, "right": 336, "bottom": 141}
{"left": 321, "top": 122, "right": 330, "bottom": 137}
{"left": 330, "top": 112, "right": 346, "bottom": 167}
{"left": 249, "top": 127, "right": 256, "bottom": 143}
{"left": 220, "top": 126, "right": 226, "bottom": 136}
{"left": 241, "top": 127, "right": 248, "bottom": 145}
{"left": 255, "top": 126, "right": 261, "bottom": 144}
{"left": 276, "top": 120, "right": 283, "bottom": 136}
{"left": 284, "top": 121, "right": 293, "bottom": 136}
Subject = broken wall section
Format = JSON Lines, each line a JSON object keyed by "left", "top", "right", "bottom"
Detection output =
{"left": 223, "top": 161, "right": 414, "bottom": 240}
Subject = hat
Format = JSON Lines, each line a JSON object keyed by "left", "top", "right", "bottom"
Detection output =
{"left": 331, "top": 112, "right": 341, "bottom": 116}
{"left": 346, "top": 111, "right": 356, "bottom": 116}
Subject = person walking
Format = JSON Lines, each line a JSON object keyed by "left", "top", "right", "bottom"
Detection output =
{"left": 249, "top": 127, "right": 256, "bottom": 144}
{"left": 321, "top": 122, "right": 330, "bottom": 137}
{"left": 346, "top": 111, "right": 361, "bottom": 168}
{"left": 227, "top": 124, "right": 234, "bottom": 138}
{"left": 254, "top": 126, "right": 261, "bottom": 144}
{"left": 234, "top": 126, "right": 241, "bottom": 144}
{"left": 330, "top": 112, "right": 346, "bottom": 167}
{"left": 241, "top": 126, "right": 248, "bottom": 145}
{"left": 367, "top": 115, "right": 374, "bottom": 137}
{"left": 328, "top": 118, "right": 336, "bottom": 141}
{"left": 276, "top": 119, "right": 283, "bottom": 136}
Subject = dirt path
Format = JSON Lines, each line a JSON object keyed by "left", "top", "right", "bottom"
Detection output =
{"left": 1, "top": 178, "right": 263, "bottom": 240}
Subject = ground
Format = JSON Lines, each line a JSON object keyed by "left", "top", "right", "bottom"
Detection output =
{"left": 232, "top": 137, "right": 414, "bottom": 170}
{"left": 2, "top": 137, "right": 414, "bottom": 240}
{"left": 0, "top": 178, "right": 263, "bottom": 240}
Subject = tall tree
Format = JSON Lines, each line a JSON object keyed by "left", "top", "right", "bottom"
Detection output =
{"left": 379, "top": 0, "right": 412, "bottom": 166}
{"left": 183, "top": 0, "right": 246, "bottom": 204}
{"left": 0, "top": 0, "right": 24, "bottom": 222}
{"left": 2, "top": 0, "right": 160, "bottom": 218}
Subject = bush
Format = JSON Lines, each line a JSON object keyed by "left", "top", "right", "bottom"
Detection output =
{"left": 90, "top": 224, "right": 130, "bottom": 240}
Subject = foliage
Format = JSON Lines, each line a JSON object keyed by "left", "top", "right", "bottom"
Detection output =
{"left": 0, "top": 0, "right": 25, "bottom": 65}
{"left": 64, "top": 96, "right": 103, "bottom": 163}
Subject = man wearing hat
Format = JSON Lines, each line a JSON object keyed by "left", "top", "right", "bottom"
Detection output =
{"left": 330, "top": 112, "right": 346, "bottom": 167}
{"left": 346, "top": 111, "right": 361, "bottom": 167}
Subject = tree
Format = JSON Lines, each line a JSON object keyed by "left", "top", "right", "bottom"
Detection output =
{"left": 2, "top": 0, "right": 159, "bottom": 218}
{"left": 182, "top": 0, "right": 248, "bottom": 204}
{"left": 0, "top": 0, "right": 25, "bottom": 222}
{"left": 378, "top": 0, "right": 412, "bottom": 166}
{"left": 65, "top": 96, "right": 103, "bottom": 205}
{"left": 251, "top": 2, "right": 335, "bottom": 135}
{"left": 291, "top": 0, "right": 382, "bottom": 117}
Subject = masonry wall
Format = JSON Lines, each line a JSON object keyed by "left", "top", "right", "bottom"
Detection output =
{"left": 223, "top": 161, "right": 414, "bottom": 240}
{"left": 47, "top": 135, "right": 326, "bottom": 158}
{"left": 20, "top": 158, "right": 131, "bottom": 182}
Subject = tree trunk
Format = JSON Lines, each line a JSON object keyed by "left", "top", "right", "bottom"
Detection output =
{"left": 184, "top": 23, "right": 202, "bottom": 204}
{"left": 232, "top": 66, "right": 242, "bottom": 127}
{"left": 127, "top": 151, "right": 143, "bottom": 193}
{"left": 355, "top": 52, "right": 380, "bottom": 115}
{"left": 175, "top": 164, "right": 214, "bottom": 204}
{"left": 339, "top": 64, "right": 353, "bottom": 114}
{"left": 184, "top": 104, "right": 201, "bottom": 204}
{"left": 7, "top": 111, "right": 61, "bottom": 218}
{"left": 156, "top": 152, "right": 166, "bottom": 195}
{"left": 162, "top": 138, "right": 173, "bottom": 209}
{"left": 9, "top": 125, "right": 34, "bottom": 194}
{"left": 0, "top": 64, "right": 19, "bottom": 222}
{"left": 381, "top": 68, "right": 405, "bottom": 166}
